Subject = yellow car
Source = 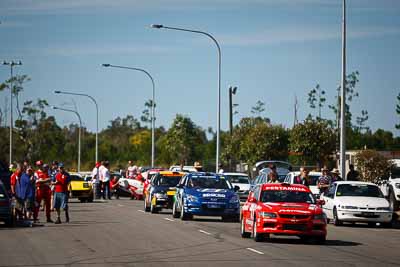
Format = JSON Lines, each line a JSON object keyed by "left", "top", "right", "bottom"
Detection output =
{"left": 68, "top": 174, "right": 93, "bottom": 203}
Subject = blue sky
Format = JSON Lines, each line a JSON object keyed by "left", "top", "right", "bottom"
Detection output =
{"left": 1, "top": 0, "right": 400, "bottom": 136}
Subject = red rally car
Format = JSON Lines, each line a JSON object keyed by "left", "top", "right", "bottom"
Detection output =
{"left": 241, "top": 183, "right": 327, "bottom": 243}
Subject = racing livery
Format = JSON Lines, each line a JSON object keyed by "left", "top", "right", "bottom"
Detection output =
{"left": 172, "top": 172, "right": 240, "bottom": 221}
{"left": 144, "top": 171, "right": 184, "bottom": 213}
{"left": 241, "top": 183, "right": 327, "bottom": 243}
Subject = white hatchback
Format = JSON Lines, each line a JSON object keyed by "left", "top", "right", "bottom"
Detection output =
{"left": 320, "top": 181, "right": 392, "bottom": 226}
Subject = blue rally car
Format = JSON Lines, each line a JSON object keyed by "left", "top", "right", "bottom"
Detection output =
{"left": 172, "top": 172, "right": 240, "bottom": 221}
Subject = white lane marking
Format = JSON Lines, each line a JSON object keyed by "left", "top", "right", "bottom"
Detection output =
{"left": 118, "top": 204, "right": 124, "bottom": 207}
{"left": 198, "top": 229, "right": 212, "bottom": 235}
{"left": 246, "top": 248, "right": 264, "bottom": 255}
{"left": 164, "top": 218, "right": 175, "bottom": 222}
{"left": 138, "top": 210, "right": 145, "bottom": 213}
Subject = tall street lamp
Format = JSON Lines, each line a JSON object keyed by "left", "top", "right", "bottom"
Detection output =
{"left": 2, "top": 60, "right": 22, "bottom": 165}
{"left": 229, "top": 86, "right": 237, "bottom": 136}
{"left": 102, "top": 63, "right": 156, "bottom": 168}
{"left": 52, "top": 106, "right": 82, "bottom": 173}
{"left": 150, "top": 24, "right": 222, "bottom": 172}
{"left": 54, "top": 90, "right": 99, "bottom": 164}
{"left": 340, "top": 0, "right": 347, "bottom": 179}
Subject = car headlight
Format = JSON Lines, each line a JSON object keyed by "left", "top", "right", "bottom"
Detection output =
{"left": 314, "top": 213, "right": 327, "bottom": 220}
{"left": 377, "top": 207, "right": 391, "bottom": 211}
{"left": 229, "top": 195, "right": 239, "bottom": 203}
{"left": 154, "top": 193, "right": 167, "bottom": 199}
{"left": 185, "top": 194, "right": 199, "bottom": 202}
{"left": 395, "top": 183, "right": 400, "bottom": 189}
{"left": 341, "top": 205, "right": 358, "bottom": 209}
{"left": 259, "top": 212, "right": 277, "bottom": 218}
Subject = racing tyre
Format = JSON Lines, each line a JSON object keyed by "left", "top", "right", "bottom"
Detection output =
{"left": 240, "top": 217, "right": 251, "bottom": 238}
{"left": 180, "top": 204, "right": 192, "bottom": 221}
{"left": 144, "top": 197, "right": 150, "bottom": 212}
{"left": 389, "top": 191, "right": 399, "bottom": 212}
{"left": 333, "top": 208, "right": 342, "bottom": 226}
{"left": 252, "top": 219, "right": 264, "bottom": 242}
{"left": 150, "top": 199, "right": 158, "bottom": 214}
{"left": 172, "top": 201, "right": 180, "bottom": 218}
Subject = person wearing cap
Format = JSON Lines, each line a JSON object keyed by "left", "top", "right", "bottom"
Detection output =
{"left": 318, "top": 167, "right": 331, "bottom": 195}
{"left": 91, "top": 162, "right": 101, "bottom": 199}
{"left": 331, "top": 168, "right": 342, "bottom": 182}
{"left": 34, "top": 162, "right": 53, "bottom": 223}
{"left": 53, "top": 163, "right": 71, "bottom": 224}
{"left": 15, "top": 166, "right": 35, "bottom": 220}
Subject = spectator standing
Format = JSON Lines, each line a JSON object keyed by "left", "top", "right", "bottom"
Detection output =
{"left": 53, "top": 163, "right": 70, "bottom": 224}
{"left": 15, "top": 166, "right": 35, "bottom": 220}
{"left": 295, "top": 167, "right": 311, "bottom": 187}
{"left": 126, "top": 161, "right": 137, "bottom": 179}
{"left": 317, "top": 167, "right": 331, "bottom": 195}
{"left": 91, "top": 162, "right": 101, "bottom": 199}
{"left": 34, "top": 163, "right": 53, "bottom": 223}
{"left": 49, "top": 161, "right": 59, "bottom": 211}
{"left": 101, "top": 161, "right": 111, "bottom": 200}
{"left": 346, "top": 164, "right": 359, "bottom": 181}
{"left": 10, "top": 163, "right": 23, "bottom": 197}
{"left": 331, "top": 168, "right": 342, "bottom": 182}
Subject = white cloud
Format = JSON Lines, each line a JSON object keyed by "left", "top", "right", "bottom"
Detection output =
{"left": 219, "top": 26, "right": 400, "bottom": 46}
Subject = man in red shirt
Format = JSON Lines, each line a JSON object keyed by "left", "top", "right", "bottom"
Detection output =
{"left": 109, "top": 176, "right": 120, "bottom": 199}
{"left": 34, "top": 161, "right": 53, "bottom": 223}
{"left": 10, "top": 163, "right": 23, "bottom": 197}
{"left": 53, "top": 163, "right": 70, "bottom": 224}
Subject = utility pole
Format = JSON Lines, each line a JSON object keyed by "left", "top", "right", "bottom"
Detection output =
{"left": 340, "top": 0, "right": 347, "bottom": 179}
{"left": 293, "top": 95, "right": 298, "bottom": 127}
{"left": 229, "top": 86, "right": 237, "bottom": 135}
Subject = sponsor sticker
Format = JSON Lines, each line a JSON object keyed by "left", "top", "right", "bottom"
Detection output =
{"left": 265, "top": 186, "right": 307, "bottom": 192}
{"left": 203, "top": 193, "right": 225, "bottom": 198}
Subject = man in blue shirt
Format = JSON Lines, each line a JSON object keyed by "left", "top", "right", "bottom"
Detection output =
{"left": 15, "top": 166, "right": 35, "bottom": 220}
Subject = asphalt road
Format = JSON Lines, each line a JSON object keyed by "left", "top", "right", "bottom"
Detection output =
{"left": 1, "top": 198, "right": 400, "bottom": 267}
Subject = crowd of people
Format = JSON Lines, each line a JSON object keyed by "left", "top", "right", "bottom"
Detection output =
{"left": 9, "top": 160, "right": 70, "bottom": 224}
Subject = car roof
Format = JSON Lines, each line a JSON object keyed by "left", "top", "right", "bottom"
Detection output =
{"left": 186, "top": 172, "right": 221, "bottom": 178}
{"left": 334, "top": 181, "right": 377, "bottom": 186}
{"left": 222, "top": 172, "right": 248, "bottom": 176}
{"left": 260, "top": 183, "right": 311, "bottom": 192}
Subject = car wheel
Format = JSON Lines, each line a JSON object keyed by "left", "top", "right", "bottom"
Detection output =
{"left": 150, "top": 197, "right": 158, "bottom": 214}
{"left": 240, "top": 217, "right": 251, "bottom": 238}
{"left": 172, "top": 201, "right": 179, "bottom": 218}
{"left": 252, "top": 218, "right": 264, "bottom": 242}
{"left": 180, "top": 201, "right": 191, "bottom": 221}
{"left": 144, "top": 196, "right": 150, "bottom": 212}
{"left": 389, "top": 191, "right": 399, "bottom": 211}
{"left": 333, "top": 208, "right": 342, "bottom": 226}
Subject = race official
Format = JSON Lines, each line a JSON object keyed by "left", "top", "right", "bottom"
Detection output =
{"left": 53, "top": 163, "right": 70, "bottom": 224}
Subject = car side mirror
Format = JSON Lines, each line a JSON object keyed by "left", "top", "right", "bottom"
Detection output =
{"left": 317, "top": 199, "right": 325, "bottom": 206}
{"left": 234, "top": 185, "right": 240, "bottom": 192}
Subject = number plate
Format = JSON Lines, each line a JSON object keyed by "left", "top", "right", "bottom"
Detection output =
{"left": 361, "top": 212, "right": 375, "bottom": 217}
{"left": 208, "top": 204, "right": 221, "bottom": 209}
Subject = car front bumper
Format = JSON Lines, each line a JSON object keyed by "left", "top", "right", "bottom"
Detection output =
{"left": 184, "top": 202, "right": 240, "bottom": 216}
{"left": 337, "top": 210, "right": 392, "bottom": 223}
{"left": 253, "top": 217, "right": 327, "bottom": 237}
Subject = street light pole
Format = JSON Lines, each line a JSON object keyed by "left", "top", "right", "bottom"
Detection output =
{"left": 102, "top": 64, "right": 156, "bottom": 168}
{"left": 340, "top": 0, "right": 347, "bottom": 179}
{"left": 2, "top": 60, "right": 22, "bottom": 165}
{"left": 150, "top": 24, "right": 222, "bottom": 172}
{"left": 52, "top": 106, "right": 82, "bottom": 173}
{"left": 54, "top": 91, "right": 99, "bottom": 164}
{"left": 229, "top": 86, "right": 237, "bottom": 136}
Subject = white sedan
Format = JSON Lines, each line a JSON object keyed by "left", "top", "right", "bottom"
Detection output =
{"left": 321, "top": 181, "right": 392, "bottom": 226}
{"left": 221, "top": 172, "right": 250, "bottom": 202}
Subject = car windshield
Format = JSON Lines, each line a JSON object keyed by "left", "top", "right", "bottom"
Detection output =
{"left": 336, "top": 184, "right": 384, "bottom": 198}
{"left": 260, "top": 190, "right": 316, "bottom": 204}
{"left": 187, "top": 176, "right": 232, "bottom": 189}
{"left": 224, "top": 175, "right": 249, "bottom": 184}
{"left": 70, "top": 175, "right": 83, "bottom": 181}
{"left": 154, "top": 175, "right": 181, "bottom": 187}
{"left": 391, "top": 167, "right": 400, "bottom": 179}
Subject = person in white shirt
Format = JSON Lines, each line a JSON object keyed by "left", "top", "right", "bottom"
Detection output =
{"left": 91, "top": 162, "right": 101, "bottom": 199}
{"left": 126, "top": 160, "right": 137, "bottom": 179}
{"left": 101, "top": 161, "right": 111, "bottom": 200}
